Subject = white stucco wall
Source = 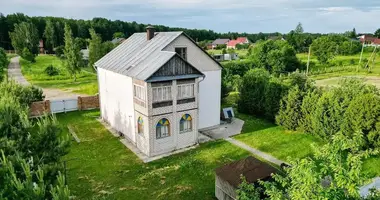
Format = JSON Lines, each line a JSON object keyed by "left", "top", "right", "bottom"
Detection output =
{"left": 164, "top": 34, "right": 222, "bottom": 129}
{"left": 98, "top": 68, "right": 136, "bottom": 143}
{"left": 198, "top": 70, "right": 221, "bottom": 130}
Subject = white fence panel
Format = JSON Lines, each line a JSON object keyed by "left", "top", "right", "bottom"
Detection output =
{"left": 50, "top": 98, "right": 78, "bottom": 114}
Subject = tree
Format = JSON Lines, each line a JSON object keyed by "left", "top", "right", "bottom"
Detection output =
{"left": 311, "top": 36, "right": 336, "bottom": 64}
{"left": 113, "top": 31, "right": 125, "bottom": 39}
{"left": 88, "top": 28, "right": 103, "bottom": 68}
{"left": 63, "top": 23, "right": 82, "bottom": 81}
{"left": 294, "top": 22, "right": 304, "bottom": 34}
{"left": 374, "top": 28, "right": 380, "bottom": 38}
{"left": 351, "top": 28, "right": 357, "bottom": 38}
{"left": 238, "top": 132, "right": 379, "bottom": 200}
{"left": 43, "top": 19, "right": 56, "bottom": 52}
{"left": 9, "top": 22, "right": 39, "bottom": 62}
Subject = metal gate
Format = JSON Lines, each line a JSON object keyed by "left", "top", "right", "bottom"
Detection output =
{"left": 50, "top": 98, "right": 78, "bottom": 114}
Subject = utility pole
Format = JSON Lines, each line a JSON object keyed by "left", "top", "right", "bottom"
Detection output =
{"left": 306, "top": 46, "right": 311, "bottom": 76}
{"left": 358, "top": 41, "right": 365, "bottom": 72}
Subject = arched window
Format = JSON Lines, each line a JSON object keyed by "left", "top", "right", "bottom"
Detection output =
{"left": 180, "top": 114, "right": 192, "bottom": 133}
{"left": 137, "top": 117, "right": 144, "bottom": 134}
{"left": 156, "top": 118, "right": 170, "bottom": 139}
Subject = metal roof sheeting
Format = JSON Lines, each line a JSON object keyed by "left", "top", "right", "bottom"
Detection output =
{"left": 95, "top": 31, "right": 183, "bottom": 80}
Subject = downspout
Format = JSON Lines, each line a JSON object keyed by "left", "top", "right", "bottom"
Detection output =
{"left": 197, "top": 74, "right": 206, "bottom": 144}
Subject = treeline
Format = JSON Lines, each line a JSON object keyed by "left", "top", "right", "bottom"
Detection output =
{"left": 1, "top": 13, "right": 322, "bottom": 50}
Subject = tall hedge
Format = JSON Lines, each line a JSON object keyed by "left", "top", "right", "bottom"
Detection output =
{"left": 238, "top": 68, "right": 270, "bottom": 116}
{"left": 341, "top": 94, "right": 380, "bottom": 147}
{"left": 276, "top": 86, "right": 303, "bottom": 130}
{"left": 299, "top": 89, "right": 322, "bottom": 133}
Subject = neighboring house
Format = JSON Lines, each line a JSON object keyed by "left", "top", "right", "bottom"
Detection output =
{"left": 211, "top": 39, "right": 230, "bottom": 49}
{"left": 95, "top": 27, "right": 222, "bottom": 157}
{"left": 267, "top": 36, "right": 285, "bottom": 41}
{"left": 39, "top": 40, "right": 44, "bottom": 54}
{"left": 111, "top": 37, "right": 125, "bottom": 45}
{"left": 226, "top": 37, "right": 250, "bottom": 49}
{"left": 213, "top": 53, "right": 239, "bottom": 62}
{"left": 359, "top": 35, "right": 380, "bottom": 47}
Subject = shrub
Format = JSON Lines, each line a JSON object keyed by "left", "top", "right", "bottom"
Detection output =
{"left": 276, "top": 86, "right": 304, "bottom": 130}
{"left": 299, "top": 89, "right": 322, "bottom": 133}
{"left": 349, "top": 59, "right": 355, "bottom": 65}
{"left": 341, "top": 94, "right": 380, "bottom": 148}
{"left": 238, "top": 68, "right": 270, "bottom": 116}
{"left": 0, "top": 80, "right": 44, "bottom": 106}
{"left": 44, "top": 65, "right": 59, "bottom": 76}
{"left": 55, "top": 45, "right": 64, "bottom": 58}
{"left": 264, "top": 78, "right": 289, "bottom": 120}
{"left": 216, "top": 44, "right": 227, "bottom": 50}
{"left": 21, "top": 47, "right": 36, "bottom": 62}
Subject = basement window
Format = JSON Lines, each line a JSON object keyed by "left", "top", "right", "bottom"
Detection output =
{"left": 175, "top": 47, "right": 187, "bottom": 60}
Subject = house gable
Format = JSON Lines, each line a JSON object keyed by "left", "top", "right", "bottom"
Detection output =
{"left": 146, "top": 55, "right": 203, "bottom": 82}
{"left": 164, "top": 34, "right": 222, "bottom": 72}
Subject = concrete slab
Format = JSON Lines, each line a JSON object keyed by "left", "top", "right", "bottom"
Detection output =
{"left": 360, "top": 177, "right": 380, "bottom": 197}
{"left": 201, "top": 118, "right": 244, "bottom": 139}
{"left": 198, "top": 133, "right": 214, "bottom": 143}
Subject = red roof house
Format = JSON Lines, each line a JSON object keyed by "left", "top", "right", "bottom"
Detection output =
{"left": 359, "top": 35, "right": 380, "bottom": 46}
{"left": 227, "top": 37, "right": 249, "bottom": 49}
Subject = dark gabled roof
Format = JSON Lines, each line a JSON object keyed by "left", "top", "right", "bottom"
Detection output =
{"left": 212, "top": 38, "right": 230, "bottom": 45}
{"left": 215, "top": 156, "right": 279, "bottom": 188}
{"left": 95, "top": 31, "right": 221, "bottom": 81}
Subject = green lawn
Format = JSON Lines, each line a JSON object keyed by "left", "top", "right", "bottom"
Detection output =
{"left": 57, "top": 110, "right": 251, "bottom": 200}
{"left": 20, "top": 55, "right": 98, "bottom": 95}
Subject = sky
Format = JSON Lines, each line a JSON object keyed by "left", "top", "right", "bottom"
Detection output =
{"left": 2, "top": 0, "right": 380, "bottom": 34}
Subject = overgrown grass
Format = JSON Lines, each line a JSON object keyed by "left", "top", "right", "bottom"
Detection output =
{"left": 224, "top": 93, "right": 380, "bottom": 178}
{"left": 58, "top": 110, "right": 251, "bottom": 200}
{"left": 20, "top": 55, "right": 98, "bottom": 95}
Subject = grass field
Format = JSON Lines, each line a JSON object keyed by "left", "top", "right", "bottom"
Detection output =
{"left": 20, "top": 55, "right": 98, "bottom": 95}
{"left": 224, "top": 93, "right": 380, "bottom": 178}
{"left": 207, "top": 49, "right": 249, "bottom": 57}
{"left": 58, "top": 110, "right": 251, "bottom": 200}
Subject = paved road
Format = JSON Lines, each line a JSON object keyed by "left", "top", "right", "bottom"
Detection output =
{"left": 7, "top": 56, "right": 30, "bottom": 86}
{"left": 7, "top": 56, "right": 87, "bottom": 100}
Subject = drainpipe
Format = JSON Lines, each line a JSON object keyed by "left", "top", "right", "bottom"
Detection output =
{"left": 197, "top": 75, "right": 206, "bottom": 144}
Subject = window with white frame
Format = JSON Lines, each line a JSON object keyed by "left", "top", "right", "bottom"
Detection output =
{"left": 133, "top": 85, "right": 146, "bottom": 101}
{"left": 177, "top": 84, "right": 194, "bottom": 99}
{"left": 152, "top": 86, "right": 172, "bottom": 102}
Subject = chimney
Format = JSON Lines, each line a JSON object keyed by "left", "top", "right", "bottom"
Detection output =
{"left": 146, "top": 26, "right": 155, "bottom": 41}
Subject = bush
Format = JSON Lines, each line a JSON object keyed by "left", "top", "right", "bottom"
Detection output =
{"left": 0, "top": 80, "right": 44, "bottom": 106}
{"left": 21, "top": 47, "right": 36, "bottom": 62}
{"left": 238, "top": 68, "right": 270, "bottom": 116}
{"left": 44, "top": 65, "right": 59, "bottom": 76}
{"left": 341, "top": 94, "right": 380, "bottom": 147}
{"left": 264, "top": 78, "right": 289, "bottom": 120}
{"left": 216, "top": 44, "right": 227, "bottom": 50}
{"left": 0, "top": 48, "right": 9, "bottom": 81}
{"left": 55, "top": 45, "right": 64, "bottom": 58}
{"left": 276, "top": 86, "right": 304, "bottom": 130}
{"left": 349, "top": 59, "right": 355, "bottom": 65}
{"left": 299, "top": 89, "right": 322, "bottom": 133}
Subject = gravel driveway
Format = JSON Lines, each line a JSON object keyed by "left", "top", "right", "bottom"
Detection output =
{"left": 7, "top": 56, "right": 88, "bottom": 100}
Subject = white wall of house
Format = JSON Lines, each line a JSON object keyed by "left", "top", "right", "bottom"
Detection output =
{"left": 98, "top": 68, "right": 136, "bottom": 143}
{"left": 198, "top": 70, "right": 221, "bottom": 130}
{"left": 164, "top": 35, "right": 221, "bottom": 130}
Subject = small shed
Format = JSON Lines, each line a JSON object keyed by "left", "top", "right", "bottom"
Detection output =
{"left": 215, "top": 156, "right": 279, "bottom": 200}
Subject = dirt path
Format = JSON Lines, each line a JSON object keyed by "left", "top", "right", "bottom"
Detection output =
{"left": 315, "top": 75, "right": 380, "bottom": 88}
{"left": 7, "top": 56, "right": 87, "bottom": 100}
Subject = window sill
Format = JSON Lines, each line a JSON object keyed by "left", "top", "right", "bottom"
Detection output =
{"left": 156, "top": 135, "right": 171, "bottom": 140}
{"left": 180, "top": 130, "right": 192, "bottom": 134}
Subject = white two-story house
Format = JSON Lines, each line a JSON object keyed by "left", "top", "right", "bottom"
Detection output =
{"left": 95, "top": 27, "right": 222, "bottom": 157}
